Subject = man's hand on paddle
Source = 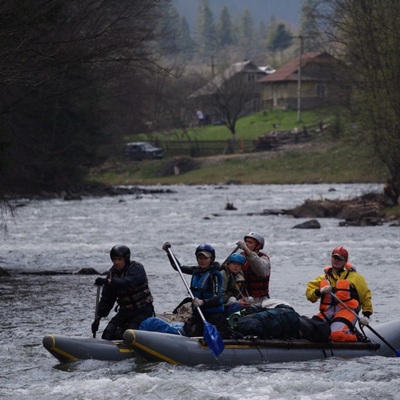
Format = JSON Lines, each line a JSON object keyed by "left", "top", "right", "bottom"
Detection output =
{"left": 91, "top": 317, "right": 101, "bottom": 336}
{"left": 95, "top": 277, "right": 108, "bottom": 286}
{"left": 162, "top": 241, "right": 172, "bottom": 252}
{"left": 192, "top": 298, "right": 204, "bottom": 308}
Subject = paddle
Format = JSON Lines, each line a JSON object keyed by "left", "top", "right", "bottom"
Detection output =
{"left": 166, "top": 246, "right": 225, "bottom": 358}
{"left": 93, "top": 284, "right": 101, "bottom": 338}
{"left": 331, "top": 292, "right": 400, "bottom": 357}
{"left": 220, "top": 245, "right": 240, "bottom": 268}
{"left": 171, "top": 244, "right": 239, "bottom": 313}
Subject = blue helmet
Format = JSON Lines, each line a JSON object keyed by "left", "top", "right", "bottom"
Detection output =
{"left": 227, "top": 253, "right": 246, "bottom": 265}
{"left": 195, "top": 243, "right": 216, "bottom": 261}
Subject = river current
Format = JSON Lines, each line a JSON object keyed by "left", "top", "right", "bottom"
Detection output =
{"left": 1, "top": 183, "right": 399, "bottom": 400}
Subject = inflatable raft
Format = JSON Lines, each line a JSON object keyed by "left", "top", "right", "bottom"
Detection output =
{"left": 43, "top": 319, "right": 400, "bottom": 366}
{"left": 42, "top": 334, "right": 135, "bottom": 362}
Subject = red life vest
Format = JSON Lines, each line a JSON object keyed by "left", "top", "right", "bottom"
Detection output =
{"left": 242, "top": 251, "right": 270, "bottom": 298}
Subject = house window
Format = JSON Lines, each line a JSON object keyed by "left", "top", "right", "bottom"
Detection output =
{"left": 316, "top": 85, "right": 326, "bottom": 97}
{"left": 247, "top": 73, "right": 255, "bottom": 82}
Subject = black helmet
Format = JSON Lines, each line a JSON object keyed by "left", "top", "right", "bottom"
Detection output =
{"left": 110, "top": 244, "right": 131, "bottom": 265}
{"left": 195, "top": 243, "right": 216, "bottom": 261}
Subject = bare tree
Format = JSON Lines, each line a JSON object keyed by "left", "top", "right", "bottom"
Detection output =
{"left": 189, "top": 61, "right": 264, "bottom": 140}
{"left": 313, "top": 0, "right": 400, "bottom": 201}
{"left": 0, "top": 0, "right": 174, "bottom": 194}
{"left": 210, "top": 73, "right": 259, "bottom": 139}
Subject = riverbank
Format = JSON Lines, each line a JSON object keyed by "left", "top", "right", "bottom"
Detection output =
{"left": 4, "top": 135, "right": 399, "bottom": 222}
{"left": 89, "top": 137, "right": 389, "bottom": 186}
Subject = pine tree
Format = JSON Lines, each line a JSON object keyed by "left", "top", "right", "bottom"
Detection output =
{"left": 267, "top": 23, "right": 293, "bottom": 53}
{"left": 239, "top": 9, "right": 255, "bottom": 42}
{"left": 216, "top": 5, "right": 235, "bottom": 48}
{"left": 155, "top": 3, "right": 182, "bottom": 57}
{"left": 299, "top": 0, "right": 322, "bottom": 52}
{"left": 177, "top": 16, "right": 197, "bottom": 61}
{"left": 196, "top": 0, "right": 217, "bottom": 62}
{"left": 237, "top": 9, "right": 255, "bottom": 60}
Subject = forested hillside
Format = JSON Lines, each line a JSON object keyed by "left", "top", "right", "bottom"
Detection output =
{"left": 172, "top": 0, "right": 300, "bottom": 32}
{"left": 0, "top": 0, "right": 305, "bottom": 197}
{"left": 1, "top": 0, "right": 399, "bottom": 203}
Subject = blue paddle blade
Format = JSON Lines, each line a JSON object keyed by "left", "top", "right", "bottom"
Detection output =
{"left": 203, "top": 321, "right": 225, "bottom": 358}
{"left": 396, "top": 350, "right": 400, "bottom": 357}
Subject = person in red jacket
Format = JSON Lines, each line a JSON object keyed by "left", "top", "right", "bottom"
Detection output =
{"left": 236, "top": 232, "right": 271, "bottom": 303}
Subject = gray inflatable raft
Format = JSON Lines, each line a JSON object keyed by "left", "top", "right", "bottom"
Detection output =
{"left": 43, "top": 320, "right": 400, "bottom": 366}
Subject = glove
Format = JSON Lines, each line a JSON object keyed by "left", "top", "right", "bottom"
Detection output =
{"left": 236, "top": 240, "right": 248, "bottom": 251}
{"left": 91, "top": 317, "right": 100, "bottom": 335}
{"left": 225, "top": 296, "right": 237, "bottom": 306}
{"left": 320, "top": 285, "right": 332, "bottom": 295}
{"left": 95, "top": 277, "right": 107, "bottom": 286}
{"left": 359, "top": 316, "right": 370, "bottom": 327}
{"left": 192, "top": 298, "right": 204, "bottom": 308}
{"left": 162, "top": 241, "right": 171, "bottom": 251}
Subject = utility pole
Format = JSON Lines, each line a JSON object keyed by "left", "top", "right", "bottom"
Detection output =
{"left": 291, "top": 35, "right": 305, "bottom": 123}
{"left": 297, "top": 35, "right": 304, "bottom": 123}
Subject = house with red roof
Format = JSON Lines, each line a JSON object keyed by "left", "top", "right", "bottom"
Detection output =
{"left": 258, "top": 51, "right": 345, "bottom": 110}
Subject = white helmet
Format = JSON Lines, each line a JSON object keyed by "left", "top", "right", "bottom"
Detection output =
{"left": 244, "top": 232, "right": 265, "bottom": 249}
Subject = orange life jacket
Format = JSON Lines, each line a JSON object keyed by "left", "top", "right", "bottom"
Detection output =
{"left": 317, "top": 277, "right": 360, "bottom": 342}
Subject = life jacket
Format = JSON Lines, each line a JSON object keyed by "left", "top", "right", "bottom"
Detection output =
{"left": 221, "top": 266, "right": 247, "bottom": 300}
{"left": 329, "top": 279, "right": 359, "bottom": 342}
{"left": 335, "top": 279, "right": 359, "bottom": 310}
{"left": 113, "top": 261, "right": 153, "bottom": 311}
{"left": 190, "top": 265, "right": 224, "bottom": 314}
{"left": 317, "top": 270, "right": 360, "bottom": 342}
{"left": 317, "top": 280, "right": 333, "bottom": 318}
{"left": 324, "top": 264, "right": 361, "bottom": 308}
{"left": 242, "top": 251, "right": 270, "bottom": 298}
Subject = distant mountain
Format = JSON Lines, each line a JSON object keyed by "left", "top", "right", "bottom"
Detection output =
{"left": 172, "top": 0, "right": 301, "bottom": 33}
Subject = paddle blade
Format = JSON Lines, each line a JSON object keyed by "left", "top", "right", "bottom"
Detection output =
{"left": 203, "top": 321, "right": 225, "bottom": 358}
{"left": 396, "top": 350, "right": 400, "bottom": 357}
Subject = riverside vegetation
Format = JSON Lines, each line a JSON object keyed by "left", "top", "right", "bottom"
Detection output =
{"left": 87, "top": 108, "right": 400, "bottom": 222}
{"left": 90, "top": 108, "right": 389, "bottom": 186}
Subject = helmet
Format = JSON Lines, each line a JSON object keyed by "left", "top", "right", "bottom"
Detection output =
{"left": 331, "top": 246, "right": 348, "bottom": 261}
{"left": 244, "top": 232, "right": 265, "bottom": 249}
{"left": 227, "top": 253, "right": 246, "bottom": 265}
{"left": 195, "top": 243, "right": 216, "bottom": 261}
{"left": 110, "top": 244, "right": 131, "bottom": 265}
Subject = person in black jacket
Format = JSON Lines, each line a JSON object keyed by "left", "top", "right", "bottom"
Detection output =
{"left": 91, "top": 244, "right": 154, "bottom": 340}
{"left": 162, "top": 242, "right": 230, "bottom": 338}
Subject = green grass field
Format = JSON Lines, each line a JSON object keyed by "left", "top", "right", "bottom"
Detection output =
{"left": 91, "top": 108, "right": 389, "bottom": 186}
{"left": 125, "top": 109, "right": 333, "bottom": 143}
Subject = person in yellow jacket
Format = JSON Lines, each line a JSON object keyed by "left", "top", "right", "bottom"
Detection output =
{"left": 305, "top": 246, "right": 373, "bottom": 341}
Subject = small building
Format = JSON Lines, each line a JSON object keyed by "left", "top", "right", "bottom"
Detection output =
{"left": 258, "top": 51, "right": 344, "bottom": 110}
{"left": 188, "top": 60, "right": 268, "bottom": 124}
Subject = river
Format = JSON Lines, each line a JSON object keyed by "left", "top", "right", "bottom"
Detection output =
{"left": 1, "top": 183, "right": 399, "bottom": 400}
